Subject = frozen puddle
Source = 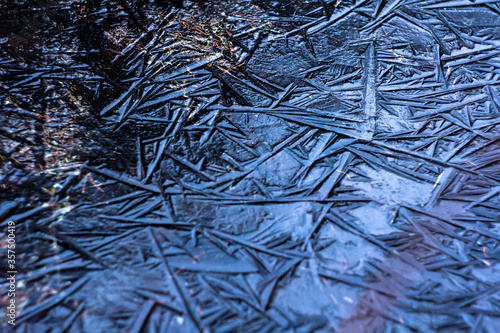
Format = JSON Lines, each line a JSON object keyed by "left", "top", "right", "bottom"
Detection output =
{"left": 344, "top": 165, "right": 434, "bottom": 235}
